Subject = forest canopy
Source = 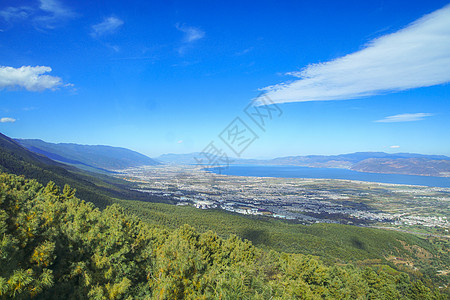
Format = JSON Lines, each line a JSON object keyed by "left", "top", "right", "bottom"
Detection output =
{"left": 0, "top": 173, "right": 444, "bottom": 299}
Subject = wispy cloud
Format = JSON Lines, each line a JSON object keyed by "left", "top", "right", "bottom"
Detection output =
{"left": 375, "top": 113, "right": 433, "bottom": 123}
{"left": 236, "top": 47, "right": 254, "bottom": 56}
{"left": 0, "top": 6, "right": 33, "bottom": 23}
{"left": 175, "top": 23, "right": 204, "bottom": 54}
{"left": 0, "top": 0, "right": 75, "bottom": 29}
{"left": 0, "top": 117, "right": 16, "bottom": 123}
{"left": 390, "top": 145, "right": 400, "bottom": 149}
{"left": 260, "top": 4, "right": 450, "bottom": 105}
{"left": 39, "top": 0, "right": 71, "bottom": 16}
{"left": 34, "top": 0, "right": 75, "bottom": 29}
{"left": 37, "top": 0, "right": 74, "bottom": 20}
{"left": 176, "top": 23, "right": 204, "bottom": 43}
{"left": 91, "top": 16, "right": 124, "bottom": 38}
{"left": 0, "top": 65, "right": 69, "bottom": 91}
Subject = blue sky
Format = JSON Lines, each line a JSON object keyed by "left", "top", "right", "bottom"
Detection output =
{"left": 0, "top": 0, "right": 449, "bottom": 158}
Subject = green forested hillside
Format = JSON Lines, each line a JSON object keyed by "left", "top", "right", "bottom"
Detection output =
{"left": 115, "top": 199, "right": 450, "bottom": 291}
{"left": 0, "top": 173, "right": 444, "bottom": 299}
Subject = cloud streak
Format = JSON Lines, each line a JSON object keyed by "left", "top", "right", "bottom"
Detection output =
{"left": 260, "top": 4, "right": 450, "bottom": 104}
{"left": 0, "top": 117, "right": 16, "bottom": 123}
{"left": 175, "top": 24, "right": 204, "bottom": 55}
{"left": 176, "top": 23, "right": 205, "bottom": 43}
{"left": 0, "top": 0, "right": 75, "bottom": 29}
{"left": 375, "top": 113, "right": 433, "bottom": 123}
{"left": 91, "top": 16, "right": 124, "bottom": 37}
{"left": 39, "top": 0, "right": 72, "bottom": 16}
{"left": 0, "top": 6, "right": 33, "bottom": 22}
{"left": 0, "top": 66, "right": 67, "bottom": 91}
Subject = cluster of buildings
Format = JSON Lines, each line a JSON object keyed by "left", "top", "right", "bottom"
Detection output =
{"left": 118, "top": 165, "right": 450, "bottom": 229}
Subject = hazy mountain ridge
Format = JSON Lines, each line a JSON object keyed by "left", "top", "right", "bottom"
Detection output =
{"left": 158, "top": 152, "right": 450, "bottom": 177}
{"left": 262, "top": 153, "right": 450, "bottom": 177}
{"left": 16, "top": 138, "right": 160, "bottom": 171}
{"left": 352, "top": 157, "right": 450, "bottom": 177}
{"left": 12, "top": 137, "right": 450, "bottom": 177}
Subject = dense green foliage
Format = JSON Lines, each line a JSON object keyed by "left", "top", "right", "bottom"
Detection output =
{"left": 0, "top": 173, "right": 445, "bottom": 299}
{"left": 115, "top": 199, "right": 450, "bottom": 290}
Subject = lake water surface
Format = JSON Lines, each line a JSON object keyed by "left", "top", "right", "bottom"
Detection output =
{"left": 207, "top": 165, "right": 450, "bottom": 188}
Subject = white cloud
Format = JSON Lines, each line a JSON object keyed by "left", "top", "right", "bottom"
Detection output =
{"left": 0, "top": 0, "right": 74, "bottom": 29}
{"left": 0, "top": 6, "right": 33, "bottom": 22}
{"left": 176, "top": 23, "right": 204, "bottom": 43}
{"left": 0, "top": 117, "right": 16, "bottom": 123}
{"left": 260, "top": 4, "right": 450, "bottom": 105}
{"left": 0, "top": 65, "right": 66, "bottom": 91}
{"left": 390, "top": 145, "right": 400, "bottom": 149}
{"left": 175, "top": 24, "right": 204, "bottom": 55}
{"left": 38, "top": 0, "right": 72, "bottom": 17}
{"left": 91, "top": 17, "right": 124, "bottom": 37}
{"left": 375, "top": 113, "right": 433, "bottom": 123}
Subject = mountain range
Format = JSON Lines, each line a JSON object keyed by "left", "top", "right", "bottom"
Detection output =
{"left": 9, "top": 136, "right": 450, "bottom": 177}
{"left": 251, "top": 152, "right": 450, "bottom": 177}
{"left": 16, "top": 138, "right": 160, "bottom": 172}
{"left": 158, "top": 152, "right": 450, "bottom": 177}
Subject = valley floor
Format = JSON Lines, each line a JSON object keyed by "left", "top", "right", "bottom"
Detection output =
{"left": 114, "top": 165, "right": 450, "bottom": 237}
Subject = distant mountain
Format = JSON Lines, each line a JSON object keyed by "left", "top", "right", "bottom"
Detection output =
{"left": 250, "top": 152, "right": 450, "bottom": 177}
{"left": 352, "top": 157, "right": 450, "bottom": 177}
{"left": 16, "top": 139, "right": 160, "bottom": 172}
{"left": 259, "top": 153, "right": 450, "bottom": 177}
{"left": 0, "top": 133, "right": 170, "bottom": 207}
{"left": 265, "top": 152, "right": 449, "bottom": 166}
{"left": 159, "top": 151, "right": 450, "bottom": 177}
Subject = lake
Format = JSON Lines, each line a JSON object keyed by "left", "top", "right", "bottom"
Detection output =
{"left": 207, "top": 165, "right": 450, "bottom": 188}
